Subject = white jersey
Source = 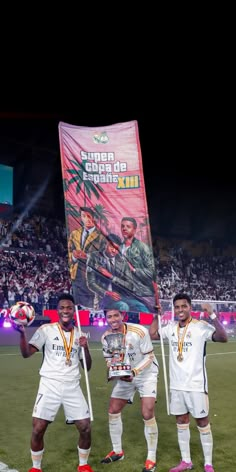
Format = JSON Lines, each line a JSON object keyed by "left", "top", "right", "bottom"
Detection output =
{"left": 160, "top": 319, "right": 215, "bottom": 393}
{"left": 101, "top": 322, "right": 159, "bottom": 377}
{"left": 29, "top": 322, "right": 84, "bottom": 382}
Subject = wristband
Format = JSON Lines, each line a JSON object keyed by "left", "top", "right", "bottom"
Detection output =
{"left": 210, "top": 313, "right": 217, "bottom": 320}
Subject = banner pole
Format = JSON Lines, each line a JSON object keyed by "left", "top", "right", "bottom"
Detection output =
{"left": 157, "top": 313, "right": 170, "bottom": 415}
{"left": 152, "top": 281, "right": 170, "bottom": 415}
{"left": 75, "top": 305, "right": 94, "bottom": 421}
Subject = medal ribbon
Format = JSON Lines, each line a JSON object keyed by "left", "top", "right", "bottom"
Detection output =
{"left": 58, "top": 323, "right": 74, "bottom": 364}
{"left": 177, "top": 317, "right": 192, "bottom": 359}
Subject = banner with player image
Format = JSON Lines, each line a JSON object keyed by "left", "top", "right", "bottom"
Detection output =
{"left": 58, "top": 120, "right": 157, "bottom": 313}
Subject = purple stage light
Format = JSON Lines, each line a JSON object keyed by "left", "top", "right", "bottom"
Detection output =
{"left": 3, "top": 319, "right": 12, "bottom": 328}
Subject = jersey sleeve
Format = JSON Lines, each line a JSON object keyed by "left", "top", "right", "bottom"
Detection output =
{"left": 159, "top": 322, "right": 172, "bottom": 340}
{"left": 140, "top": 326, "right": 155, "bottom": 354}
{"left": 132, "top": 326, "right": 157, "bottom": 376}
{"left": 29, "top": 325, "right": 47, "bottom": 350}
{"left": 202, "top": 320, "right": 216, "bottom": 340}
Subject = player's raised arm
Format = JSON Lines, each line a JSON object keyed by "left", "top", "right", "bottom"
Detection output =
{"left": 201, "top": 303, "right": 228, "bottom": 343}
{"left": 13, "top": 323, "right": 39, "bottom": 358}
{"left": 149, "top": 309, "right": 161, "bottom": 340}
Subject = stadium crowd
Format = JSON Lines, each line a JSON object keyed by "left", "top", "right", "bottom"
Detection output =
{"left": 154, "top": 238, "right": 236, "bottom": 306}
{"left": 0, "top": 214, "right": 236, "bottom": 316}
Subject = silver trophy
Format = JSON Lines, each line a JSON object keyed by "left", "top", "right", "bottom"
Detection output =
{"left": 105, "top": 333, "right": 131, "bottom": 380}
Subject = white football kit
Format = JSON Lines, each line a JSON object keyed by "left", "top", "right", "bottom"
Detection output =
{"left": 101, "top": 322, "right": 159, "bottom": 400}
{"left": 29, "top": 322, "right": 90, "bottom": 422}
{"left": 160, "top": 318, "right": 215, "bottom": 393}
{"left": 160, "top": 318, "right": 215, "bottom": 417}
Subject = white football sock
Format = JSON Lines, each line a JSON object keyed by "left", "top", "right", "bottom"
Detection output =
{"left": 177, "top": 423, "right": 191, "bottom": 463}
{"left": 78, "top": 446, "right": 91, "bottom": 465}
{"left": 144, "top": 417, "right": 158, "bottom": 463}
{"left": 31, "top": 449, "right": 44, "bottom": 469}
{"left": 197, "top": 424, "right": 213, "bottom": 465}
{"left": 109, "top": 412, "right": 123, "bottom": 453}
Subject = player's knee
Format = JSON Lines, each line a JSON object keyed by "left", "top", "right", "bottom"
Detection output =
{"left": 76, "top": 418, "right": 91, "bottom": 436}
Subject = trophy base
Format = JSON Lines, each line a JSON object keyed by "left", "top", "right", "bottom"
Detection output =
{"left": 108, "top": 363, "right": 132, "bottom": 380}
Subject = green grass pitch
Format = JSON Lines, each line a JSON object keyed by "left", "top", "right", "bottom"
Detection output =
{"left": 0, "top": 340, "right": 235, "bottom": 472}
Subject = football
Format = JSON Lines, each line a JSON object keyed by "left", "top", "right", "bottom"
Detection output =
{"left": 9, "top": 301, "right": 35, "bottom": 327}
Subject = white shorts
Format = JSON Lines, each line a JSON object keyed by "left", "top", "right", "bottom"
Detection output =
{"left": 32, "top": 377, "right": 90, "bottom": 422}
{"left": 170, "top": 389, "right": 209, "bottom": 418}
{"left": 111, "top": 371, "right": 158, "bottom": 401}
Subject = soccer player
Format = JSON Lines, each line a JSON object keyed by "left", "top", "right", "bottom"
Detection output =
{"left": 101, "top": 308, "right": 159, "bottom": 472}
{"left": 14, "top": 293, "right": 94, "bottom": 472}
{"left": 149, "top": 293, "right": 228, "bottom": 472}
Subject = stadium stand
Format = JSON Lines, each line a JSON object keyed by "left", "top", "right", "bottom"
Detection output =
{"left": 1, "top": 215, "right": 236, "bottom": 330}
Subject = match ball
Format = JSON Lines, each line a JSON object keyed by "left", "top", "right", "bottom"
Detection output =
{"left": 9, "top": 301, "right": 35, "bottom": 327}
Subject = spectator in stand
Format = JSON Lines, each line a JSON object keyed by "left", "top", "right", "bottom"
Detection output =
{"left": 0, "top": 287, "right": 5, "bottom": 308}
{"left": 8, "top": 287, "right": 16, "bottom": 307}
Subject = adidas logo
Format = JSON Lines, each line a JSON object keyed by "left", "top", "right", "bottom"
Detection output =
{"left": 200, "top": 409, "right": 206, "bottom": 414}
{"left": 53, "top": 336, "right": 59, "bottom": 340}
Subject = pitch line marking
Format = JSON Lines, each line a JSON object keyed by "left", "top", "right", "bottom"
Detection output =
{"left": 1, "top": 350, "right": 236, "bottom": 357}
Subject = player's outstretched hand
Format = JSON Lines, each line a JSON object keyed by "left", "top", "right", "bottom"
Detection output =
{"left": 153, "top": 304, "right": 163, "bottom": 318}
{"left": 79, "top": 335, "right": 89, "bottom": 348}
{"left": 201, "top": 302, "right": 214, "bottom": 316}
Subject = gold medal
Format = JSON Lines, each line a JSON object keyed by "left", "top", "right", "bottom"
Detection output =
{"left": 58, "top": 323, "right": 74, "bottom": 367}
{"left": 177, "top": 317, "right": 192, "bottom": 363}
{"left": 177, "top": 353, "right": 183, "bottom": 362}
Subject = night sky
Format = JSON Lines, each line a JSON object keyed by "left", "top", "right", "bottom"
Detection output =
{"left": 0, "top": 108, "right": 235, "bottom": 244}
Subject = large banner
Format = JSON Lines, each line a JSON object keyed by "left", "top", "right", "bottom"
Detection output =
{"left": 59, "top": 120, "right": 156, "bottom": 313}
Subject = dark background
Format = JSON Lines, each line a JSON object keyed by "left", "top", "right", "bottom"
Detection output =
{"left": 0, "top": 109, "right": 234, "bottom": 244}
{"left": 0, "top": 0, "right": 234, "bottom": 243}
